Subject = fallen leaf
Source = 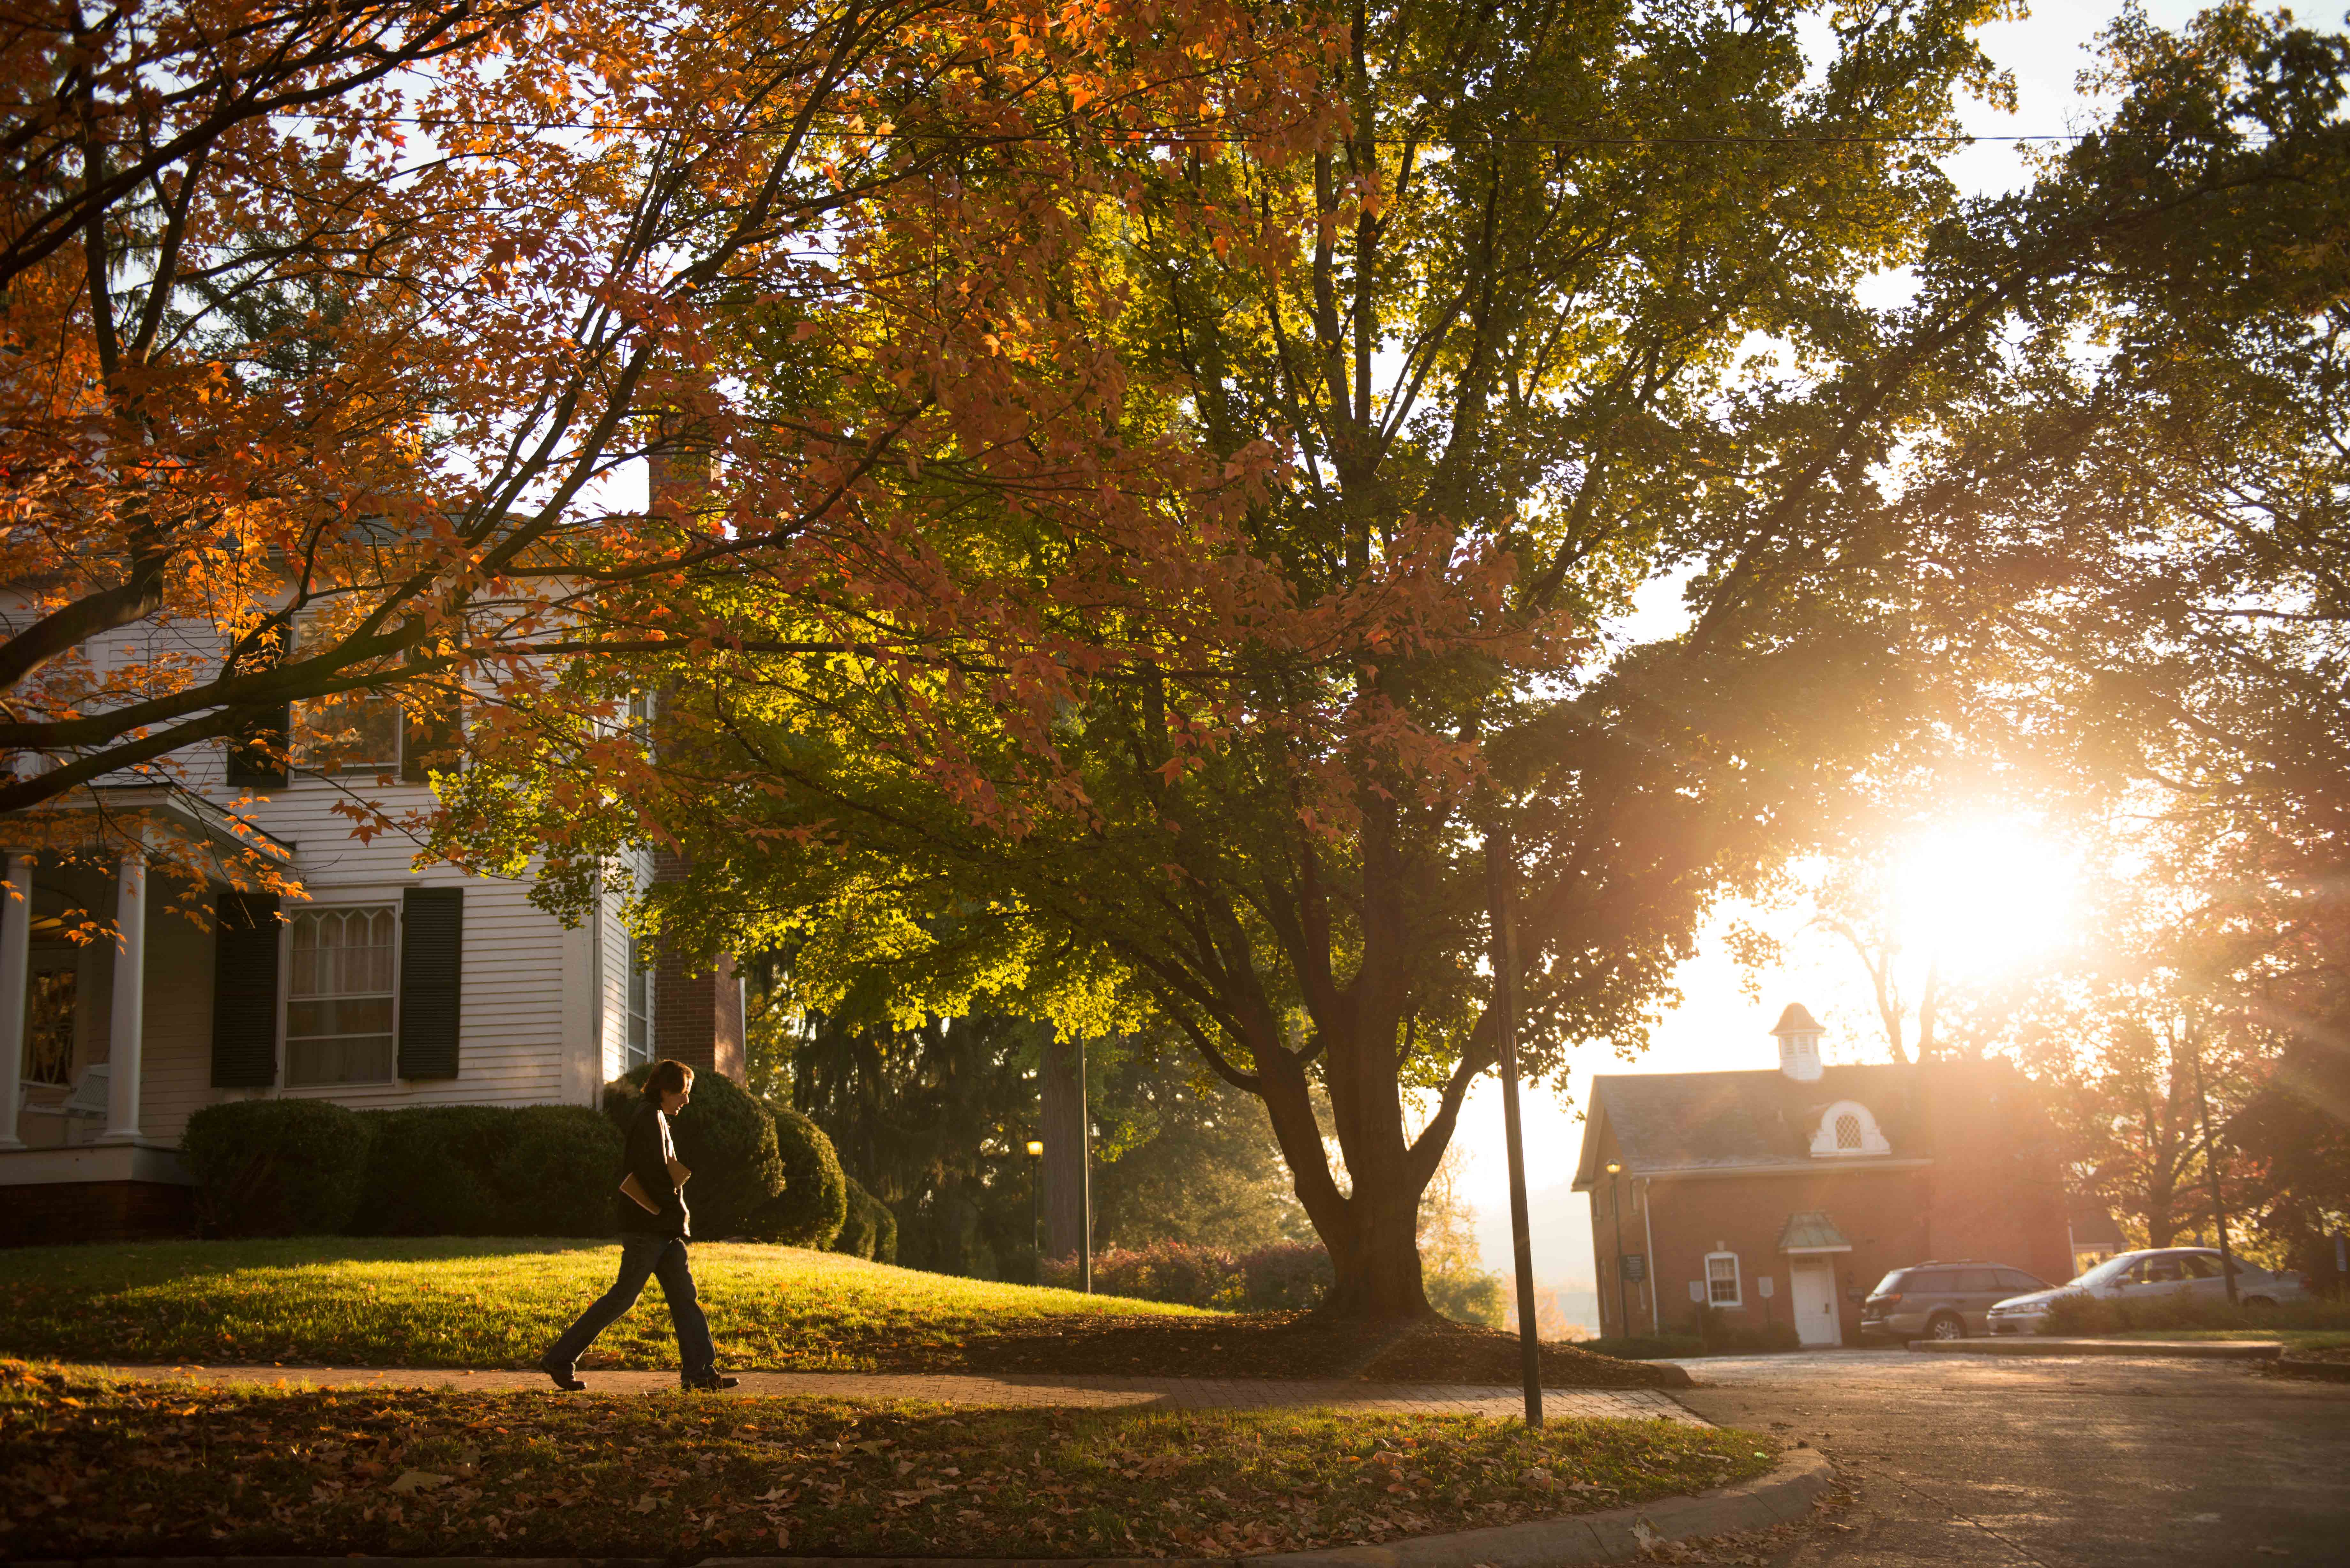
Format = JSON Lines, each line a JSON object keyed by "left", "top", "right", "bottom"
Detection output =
{"left": 388, "top": 1470, "right": 448, "bottom": 1494}
{"left": 631, "top": 1493, "right": 659, "bottom": 1514}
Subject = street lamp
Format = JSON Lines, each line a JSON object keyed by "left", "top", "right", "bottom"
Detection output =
{"left": 1605, "top": 1160, "right": 1629, "bottom": 1338}
{"left": 1024, "top": 1137, "right": 1045, "bottom": 1284}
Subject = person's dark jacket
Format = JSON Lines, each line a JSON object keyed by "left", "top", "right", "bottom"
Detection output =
{"left": 617, "top": 1101, "right": 690, "bottom": 1240}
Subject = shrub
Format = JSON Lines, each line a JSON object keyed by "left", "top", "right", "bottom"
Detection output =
{"left": 1574, "top": 1332, "right": 1705, "bottom": 1360}
{"left": 834, "top": 1177, "right": 898, "bottom": 1263}
{"left": 1684, "top": 1306, "right": 1805, "bottom": 1353}
{"left": 603, "top": 1065, "right": 782, "bottom": 1238}
{"left": 1427, "top": 1268, "right": 1505, "bottom": 1328}
{"left": 2042, "top": 1290, "right": 2350, "bottom": 1338}
{"left": 750, "top": 1103, "right": 847, "bottom": 1248}
{"left": 182, "top": 1099, "right": 374, "bottom": 1237}
{"left": 1237, "top": 1241, "right": 1334, "bottom": 1309}
{"left": 1042, "top": 1240, "right": 1335, "bottom": 1311}
{"left": 357, "top": 1105, "right": 619, "bottom": 1236}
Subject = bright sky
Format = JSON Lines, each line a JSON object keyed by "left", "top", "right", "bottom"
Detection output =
{"left": 1453, "top": 0, "right": 2213, "bottom": 1299}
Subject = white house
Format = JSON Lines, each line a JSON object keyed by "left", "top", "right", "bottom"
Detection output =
{"left": 0, "top": 664, "right": 745, "bottom": 1245}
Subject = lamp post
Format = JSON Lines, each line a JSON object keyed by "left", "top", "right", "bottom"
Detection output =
{"left": 1606, "top": 1160, "right": 1629, "bottom": 1337}
{"left": 1025, "top": 1137, "right": 1045, "bottom": 1285}
{"left": 1488, "top": 820, "right": 1542, "bottom": 1429}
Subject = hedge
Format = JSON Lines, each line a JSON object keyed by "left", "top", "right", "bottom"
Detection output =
{"left": 834, "top": 1177, "right": 899, "bottom": 1264}
{"left": 750, "top": 1103, "right": 847, "bottom": 1247}
{"left": 603, "top": 1064, "right": 783, "bottom": 1239}
{"left": 355, "top": 1105, "right": 619, "bottom": 1236}
{"left": 182, "top": 1099, "right": 374, "bottom": 1237}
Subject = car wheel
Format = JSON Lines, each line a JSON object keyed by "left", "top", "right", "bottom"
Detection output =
{"left": 1927, "top": 1311, "right": 1966, "bottom": 1341}
{"left": 2243, "top": 1295, "right": 2276, "bottom": 1310}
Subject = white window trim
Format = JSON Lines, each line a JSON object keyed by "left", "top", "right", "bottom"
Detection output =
{"left": 277, "top": 897, "right": 402, "bottom": 1091}
{"left": 1808, "top": 1098, "right": 1892, "bottom": 1158}
{"left": 1705, "top": 1251, "right": 1743, "bottom": 1308}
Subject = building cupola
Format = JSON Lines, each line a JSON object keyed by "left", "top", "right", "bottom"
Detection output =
{"left": 1771, "top": 1002, "right": 1825, "bottom": 1082}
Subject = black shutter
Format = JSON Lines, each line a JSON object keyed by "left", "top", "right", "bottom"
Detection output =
{"left": 210, "top": 892, "right": 281, "bottom": 1087}
{"left": 397, "top": 887, "right": 464, "bottom": 1079}
{"left": 224, "top": 701, "right": 291, "bottom": 788}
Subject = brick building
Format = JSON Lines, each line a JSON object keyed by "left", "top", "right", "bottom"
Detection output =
{"left": 1572, "top": 1005, "right": 2071, "bottom": 1346}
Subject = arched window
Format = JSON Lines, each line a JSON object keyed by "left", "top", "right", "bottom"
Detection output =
{"left": 1809, "top": 1099, "right": 1891, "bottom": 1157}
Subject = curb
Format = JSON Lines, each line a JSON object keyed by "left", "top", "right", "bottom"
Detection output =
{"left": 18, "top": 1449, "right": 1837, "bottom": 1568}
{"left": 1907, "top": 1337, "right": 2282, "bottom": 1361}
{"left": 2268, "top": 1356, "right": 2350, "bottom": 1384}
{"left": 1236, "top": 1447, "right": 1836, "bottom": 1565}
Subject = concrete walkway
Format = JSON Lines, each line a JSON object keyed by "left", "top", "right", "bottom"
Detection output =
{"left": 91, "top": 1363, "right": 1708, "bottom": 1425}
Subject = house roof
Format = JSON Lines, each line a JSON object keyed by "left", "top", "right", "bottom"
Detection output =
{"left": 1770, "top": 1003, "right": 1823, "bottom": 1036}
{"left": 1571, "top": 1063, "right": 1932, "bottom": 1188}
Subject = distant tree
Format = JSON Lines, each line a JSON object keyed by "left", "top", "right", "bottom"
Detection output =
{"left": 1088, "top": 1039, "right": 1311, "bottom": 1255}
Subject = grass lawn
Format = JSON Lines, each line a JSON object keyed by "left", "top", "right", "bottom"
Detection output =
{"left": 0, "top": 1239, "right": 1679, "bottom": 1388}
{"left": 0, "top": 1360, "right": 1774, "bottom": 1558}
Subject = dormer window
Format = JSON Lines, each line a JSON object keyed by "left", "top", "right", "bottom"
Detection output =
{"left": 1809, "top": 1099, "right": 1891, "bottom": 1157}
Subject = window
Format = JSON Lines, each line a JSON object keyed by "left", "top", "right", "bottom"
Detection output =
{"left": 285, "top": 906, "right": 398, "bottom": 1086}
{"left": 1954, "top": 1269, "right": 1999, "bottom": 1293}
{"left": 1997, "top": 1269, "right": 2045, "bottom": 1292}
{"left": 626, "top": 936, "right": 655, "bottom": 1067}
{"left": 2180, "top": 1254, "right": 2224, "bottom": 1280}
{"left": 21, "top": 959, "right": 76, "bottom": 1085}
{"left": 1706, "top": 1253, "right": 1741, "bottom": 1306}
{"left": 289, "top": 622, "right": 459, "bottom": 780}
{"left": 294, "top": 688, "right": 402, "bottom": 774}
{"left": 1809, "top": 1099, "right": 1891, "bottom": 1157}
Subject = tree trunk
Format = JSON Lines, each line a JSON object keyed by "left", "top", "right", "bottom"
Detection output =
{"left": 1317, "top": 1165, "right": 1437, "bottom": 1320}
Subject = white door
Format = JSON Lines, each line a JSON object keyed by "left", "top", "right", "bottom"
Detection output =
{"left": 1792, "top": 1257, "right": 1842, "bottom": 1347}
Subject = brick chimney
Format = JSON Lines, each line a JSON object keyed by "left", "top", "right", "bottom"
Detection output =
{"left": 650, "top": 846, "right": 745, "bottom": 1084}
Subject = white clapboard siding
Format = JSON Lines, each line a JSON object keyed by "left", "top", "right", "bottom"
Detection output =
{"left": 14, "top": 618, "right": 664, "bottom": 1145}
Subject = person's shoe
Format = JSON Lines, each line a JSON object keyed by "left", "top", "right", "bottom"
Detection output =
{"left": 681, "top": 1372, "right": 739, "bottom": 1391}
{"left": 539, "top": 1355, "right": 586, "bottom": 1392}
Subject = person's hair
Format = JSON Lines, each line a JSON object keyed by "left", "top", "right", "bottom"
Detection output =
{"left": 642, "top": 1059, "right": 696, "bottom": 1103}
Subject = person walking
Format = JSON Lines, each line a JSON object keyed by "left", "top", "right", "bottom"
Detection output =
{"left": 541, "top": 1058, "right": 738, "bottom": 1391}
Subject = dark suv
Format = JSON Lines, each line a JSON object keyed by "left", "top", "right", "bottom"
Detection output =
{"left": 1861, "top": 1261, "right": 2053, "bottom": 1342}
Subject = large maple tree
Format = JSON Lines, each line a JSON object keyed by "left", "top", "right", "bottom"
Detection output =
{"left": 0, "top": 0, "right": 1315, "bottom": 901}
{"left": 454, "top": 2, "right": 2339, "bottom": 1318}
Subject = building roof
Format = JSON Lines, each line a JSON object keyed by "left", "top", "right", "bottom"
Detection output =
{"left": 1770, "top": 1003, "right": 1823, "bottom": 1036}
{"left": 1778, "top": 1210, "right": 1854, "bottom": 1253}
{"left": 1571, "top": 1063, "right": 1932, "bottom": 1188}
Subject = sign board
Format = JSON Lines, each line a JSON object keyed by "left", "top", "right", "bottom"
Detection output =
{"left": 1619, "top": 1252, "right": 1646, "bottom": 1283}
{"left": 1758, "top": 1275, "right": 1775, "bottom": 1300}
{"left": 1688, "top": 1280, "right": 1706, "bottom": 1304}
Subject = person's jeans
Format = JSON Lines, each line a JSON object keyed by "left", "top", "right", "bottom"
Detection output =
{"left": 545, "top": 1234, "right": 716, "bottom": 1383}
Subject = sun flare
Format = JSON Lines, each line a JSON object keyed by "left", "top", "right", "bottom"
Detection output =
{"left": 1892, "top": 819, "right": 2081, "bottom": 975}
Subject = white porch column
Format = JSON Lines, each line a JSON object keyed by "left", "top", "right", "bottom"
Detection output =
{"left": 0, "top": 852, "right": 31, "bottom": 1150}
{"left": 100, "top": 852, "right": 145, "bottom": 1143}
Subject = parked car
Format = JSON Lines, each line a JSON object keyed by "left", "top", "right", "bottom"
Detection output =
{"left": 1986, "top": 1247, "right": 2311, "bottom": 1334}
{"left": 1861, "top": 1261, "right": 2054, "bottom": 1342}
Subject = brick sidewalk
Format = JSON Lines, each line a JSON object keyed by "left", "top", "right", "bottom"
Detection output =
{"left": 94, "top": 1363, "right": 1706, "bottom": 1425}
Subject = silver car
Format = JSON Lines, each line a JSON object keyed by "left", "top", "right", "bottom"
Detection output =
{"left": 1988, "top": 1247, "right": 2310, "bottom": 1334}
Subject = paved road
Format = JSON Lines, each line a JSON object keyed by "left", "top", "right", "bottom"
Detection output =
{"left": 90, "top": 1362, "right": 1705, "bottom": 1424}
{"left": 1671, "top": 1347, "right": 2350, "bottom": 1567}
